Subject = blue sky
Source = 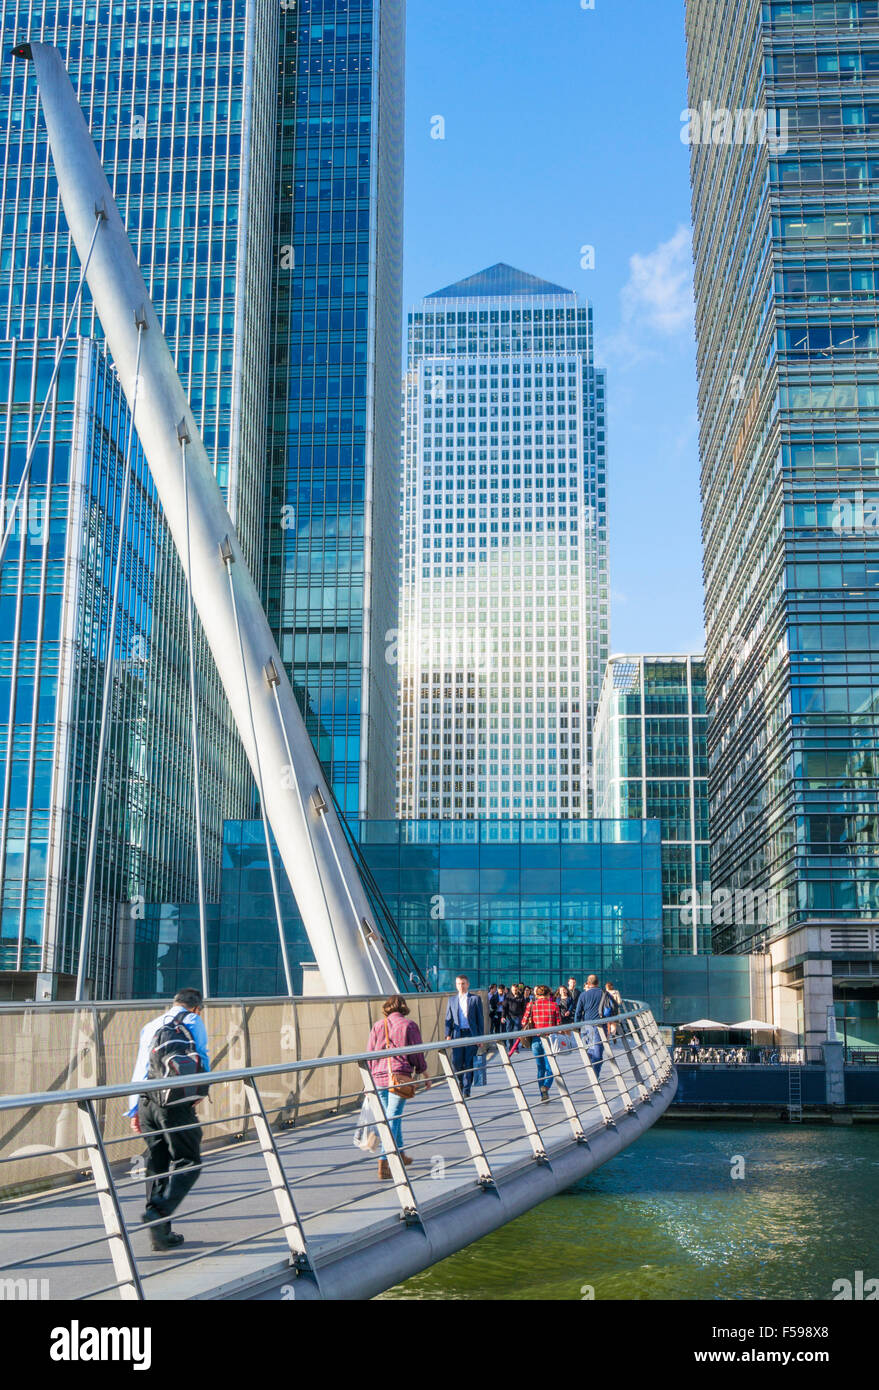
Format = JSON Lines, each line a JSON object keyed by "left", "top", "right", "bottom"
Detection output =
{"left": 403, "top": 0, "right": 704, "bottom": 655}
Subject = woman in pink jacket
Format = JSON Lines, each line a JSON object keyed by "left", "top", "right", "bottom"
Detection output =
{"left": 366, "top": 995, "right": 431, "bottom": 1180}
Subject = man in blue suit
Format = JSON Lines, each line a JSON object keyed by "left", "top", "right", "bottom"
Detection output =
{"left": 444, "top": 974, "right": 484, "bottom": 1099}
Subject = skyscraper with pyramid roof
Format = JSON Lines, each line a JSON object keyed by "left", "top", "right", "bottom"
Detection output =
{"left": 397, "top": 264, "right": 609, "bottom": 820}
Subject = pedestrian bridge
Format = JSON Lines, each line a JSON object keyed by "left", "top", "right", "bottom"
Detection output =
{"left": 0, "top": 995, "right": 675, "bottom": 1300}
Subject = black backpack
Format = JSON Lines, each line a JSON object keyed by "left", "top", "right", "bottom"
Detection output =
{"left": 147, "top": 1010, "right": 205, "bottom": 1107}
{"left": 601, "top": 990, "right": 619, "bottom": 1019}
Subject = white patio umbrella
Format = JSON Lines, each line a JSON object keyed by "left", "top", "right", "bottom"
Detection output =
{"left": 727, "top": 1019, "right": 776, "bottom": 1031}
{"left": 678, "top": 1019, "right": 727, "bottom": 1030}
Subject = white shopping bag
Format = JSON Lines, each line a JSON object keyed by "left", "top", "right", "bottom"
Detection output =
{"left": 353, "top": 1094, "right": 380, "bottom": 1152}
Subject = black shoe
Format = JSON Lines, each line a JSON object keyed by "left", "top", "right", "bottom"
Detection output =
{"left": 150, "top": 1230, "right": 185, "bottom": 1253}
{"left": 540, "top": 1087, "right": 550, "bottom": 1103}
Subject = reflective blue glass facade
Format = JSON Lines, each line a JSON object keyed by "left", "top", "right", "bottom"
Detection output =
{"left": 0, "top": 1, "right": 277, "bottom": 991}
{"left": 144, "top": 817, "right": 663, "bottom": 1009}
{"left": 265, "top": 0, "right": 404, "bottom": 819}
{"left": 594, "top": 655, "right": 712, "bottom": 956}
{"left": 687, "top": 0, "right": 879, "bottom": 953}
{"left": 0, "top": 339, "right": 158, "bottom": 987}
{"left": 130, "top": 902, "right": 221, "bottom": 1003}
{"left": 360, "top": 820, "right": 662, "bottom": 1007}
{"left": 0, "top": 0, "right": 405, "bottom": 994}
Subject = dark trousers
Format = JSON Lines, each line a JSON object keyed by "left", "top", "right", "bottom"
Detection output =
{"left": 140, "top": 1094, "right": 202, "bottom": 1223}
{"left": 450, "top": 1028, "right": 477, "bottom": 1095}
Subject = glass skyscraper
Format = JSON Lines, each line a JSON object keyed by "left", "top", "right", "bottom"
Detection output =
{"left": 0, "top": 1, "right": 404, "bottom": 995}
{"left": 0, "top": 338, "right": 158, "bottom": 992}
{"left": 264, "top": 0, "right": 404, "bottom": 819}
{"left": 594, "top": 655, "right": 711, "bottom": 956}
{"left": 0, "top": 1, "right": 277, "bottom": 994}
{"left": 398, "top": 264, "right": 609, "bottom": 821}
{"left": 686, "top": 0, "right": 879, "bottom": 1042}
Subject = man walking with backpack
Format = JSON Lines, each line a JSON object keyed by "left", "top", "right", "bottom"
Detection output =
{"left": 127, "top": 987, "right": 210, "bottom": 1252}
{"left": 574, "top": 974, "right": 609, "bottom": 1078}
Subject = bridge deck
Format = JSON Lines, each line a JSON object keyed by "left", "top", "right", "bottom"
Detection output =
{"left": 0, "top": 1044, "right": 675, "bottom": 1301}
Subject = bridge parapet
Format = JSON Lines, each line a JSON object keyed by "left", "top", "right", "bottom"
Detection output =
{"left": 0, "top": 992, "right": 455, "bottom": 1194}
{"left": 0, "top": 999, "right": 674, "bottom": 1301}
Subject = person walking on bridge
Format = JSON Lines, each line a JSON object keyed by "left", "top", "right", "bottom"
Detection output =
{"left": 574, "top": 974, "right": 604, "bottom": 1025}
{"left": 555, "top": 985, "right": 574, "bottom": 1050}
{"left": 603, "top": 980, "right": 622, "bottom": 1037}
{"left": 521, "top": 986, "right": 561, "bottom": 1101}
{"left": 503, "top": 982, "right": 527, "bottom": 1037}
{"left": 127, "top": 987, "right": 210, "bottom": 1253}
{"left": 367, "top": 995, "right": 430, "bottom": 1180}
{"left": 488, "top": 984, "right": 503, "bottom": 1034}
{"left": 444, "top": 974, "right": 484, "bottom": 1099}
{"left": 574, "top": 974, "right": 607, "bottom": 1079}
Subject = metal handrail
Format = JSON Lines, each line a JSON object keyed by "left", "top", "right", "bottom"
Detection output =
{"left": 0, "top": 1003, "right": 649, "bottom": 1112}
{"left": 0, "top": 1000, "right": 673, "bottom": 1302}
{"left": 0, "top": 990, "right": 436, "bottom": 1011}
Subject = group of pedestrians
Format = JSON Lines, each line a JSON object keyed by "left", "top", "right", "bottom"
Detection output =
{"left": 362, "top": 972, "right": 624, "bottom": 1170}
{"left": 124, "top": 974, "right": 626, "bottom": 1238}
{"left": 488, "top": 977, "right": 622, "bottom": 1032}
{"left": 496, "top": 975, "right": 622, "bottom": 1100}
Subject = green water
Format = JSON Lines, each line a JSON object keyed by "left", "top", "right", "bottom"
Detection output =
{"left": 381, "top": 1123, "right": 879, "bottom": 1301}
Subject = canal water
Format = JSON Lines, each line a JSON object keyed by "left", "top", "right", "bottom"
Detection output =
{"left": 380, "top": 1122, "right": 879, "bottom": 1300}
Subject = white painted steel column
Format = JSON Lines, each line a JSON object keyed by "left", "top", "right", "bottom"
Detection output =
{"left": 19, "top": 41, "right": 395, "bottom": 997}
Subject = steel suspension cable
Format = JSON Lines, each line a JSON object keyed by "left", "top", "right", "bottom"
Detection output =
{"left": 321, "top": 774, "right": 428, "bottom": 990}
{"left": 75, "top": 309, "right": 146, "bottom": 999}
{"left": 179, "top": 423, "right": 209, "bottom": 999}
{"left": 0, "top": 208, "right": 105, "bottom": 572}
{"left": 315, "top": 810, "right": 397, "bottom": 993}
{"left": 220, "top": 540, "right": 294, "bottom": 996}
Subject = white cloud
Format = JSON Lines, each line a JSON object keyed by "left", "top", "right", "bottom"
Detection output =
{"left": 603, "top": 225, "right": 695, "bottom": 367}
{"left": 620, "top": 225, "right": 694, "bottom": 336}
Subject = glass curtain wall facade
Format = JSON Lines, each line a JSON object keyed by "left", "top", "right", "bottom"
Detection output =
{"left": 0, "top": 339, "right": 158, "bottom": 988}
{"left": 187, "top": 816, "right": 662, "bottom": 1007}
{"left": 398, "top": 263, "right": 609, "bottom": 822}
{"left": 594, "top": 655, "right": 711, "bottom": 956}
{"left": 264, "top": 0, "right": 404, "bottom": 819}
{"left": 686, "top": 0, "right": 879, "bottom": 952}
{"left": 0, "top": 1, "right": 277, "bottom": 992}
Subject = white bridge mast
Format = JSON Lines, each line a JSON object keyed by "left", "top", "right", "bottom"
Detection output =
{"left": 18, "top": 42, "right": 399, "bottom": 998}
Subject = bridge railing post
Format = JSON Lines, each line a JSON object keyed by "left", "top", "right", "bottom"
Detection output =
{"left": 243, "top": 1079, "right": 319, "bottom": 1288}
{"left": 540, "top": 1039, "right": 586, "bottom": 1142}
{"left": 495, "top": 1041, "right": 548, "bottom": 1163}
{"left": 638, "top": 1013, "right": 671, "bottom": 1087}
{"left": 595, "top": 1024, "right": 637, "bottom": 1115}
{"left": 357, "top": 1063, "right": 422, "bottom": 1226}
{"left": 616, "top": 1014, "right": 651, "bottom": 1104}
{"left": 636, "top": 1011, "right": 667, "bottom": 1090}
{"left": 572, "top": 1029, "right": 616, "bottom": 1126}
{"left": 77, "top": 1099, "right": 144, "bottom": 1301}
{"left": 645, "top": 1014, "right": 667, "bottom": 1085}
{"left": 437, "top": 1049, "right": 496, "bottom": 1188}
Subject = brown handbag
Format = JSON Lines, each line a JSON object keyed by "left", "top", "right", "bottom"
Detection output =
{"left": 384, "top": 1018, "right": 416, "bottom": 1099}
